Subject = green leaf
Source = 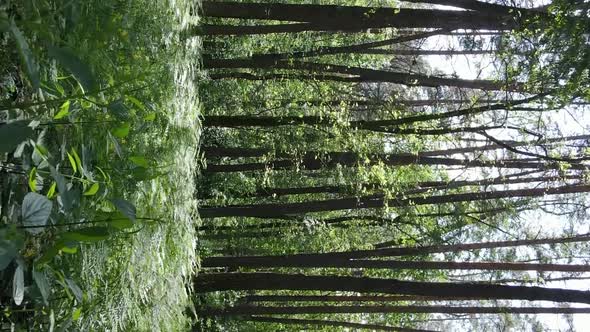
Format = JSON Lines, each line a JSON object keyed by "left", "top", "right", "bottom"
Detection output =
{"left": 72, "top": 307, "right": 82, "bottom": 321}
{"left": 47, "top": 45, "right": 97, "bottom": 92}
{"left": 9, "top": 20, "right": 40, "bottom": 90}
{"left": 110, "top": 218, "right": 133, "bottom": 230}
{"left": 28, "top": 167, "right": 38, "bottom": 192}
{"left": 126, "top": 95, "right": 145, "bottom": 110}
{"left": 46, "top": 182, "right": 57, "bottom": 199}
{"left": 83, "top": 183, "right": 99, "bottom": 196}
{"left": 13, "top": 263, "right": 25, "bottom": 305}
{"left": 61, "top": 227, "right": 109, "bottom": 243}
{"left": 129, "top": 155, "right": 148, "bottom": 168}
{"left": 107, "top": 99, "right": 129, "bottom": 119}
{"left": 99, "top": 212, "right": 133, "bottom": 230}
{"left": 54, "top": 100, "right": 70, "bottom": 120}
{"left": 33, "top": 268, "right": 50, "bottom": 305}
{"left": 67, "top": 152, "right": 77, "bottom": 174}
{"left": 71, "top": 149, "right": 83, "bottom": 174}
{"left": 111, "top": 198, "right": 136, "bottom": 222}
{"left": 143, "top": 113, "right": 156, "bottom": 121}
{"left": 61, "top": 244, "right": 78, "bottom": 254}
{"left": 111, "top": 122, "right": 130, "bottom": 138}
{"left": 65, "top": 278, "right": 83, "bottom": 303}
{"left": 0, "top": 121, "right": 34, "bottom": 154}
{"left": 22, "top": 192, "right": 52, "bottom": 234}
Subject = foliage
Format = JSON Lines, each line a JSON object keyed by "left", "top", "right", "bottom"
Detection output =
{"left": 0, "top": 0, "right": 200, "bottom": 330}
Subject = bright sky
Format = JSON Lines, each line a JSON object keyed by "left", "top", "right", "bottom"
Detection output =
{"left": 419, "top": 31, "right": 590, "bottom": 331}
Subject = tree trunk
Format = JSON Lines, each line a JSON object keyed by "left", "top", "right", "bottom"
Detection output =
{"left": 199, "top": 2, "right": 519, "bottom": 30}
{"left": 202, "top": 255, "right": 590, "bottom": 273}
{"left": 229, "top": 30, "right": 447, "bottom": 61}
{"left": 204, "top": 150, "right": 585, "bottom": 173}
{"left": 402, "top": 0, "right": 524, "bottom": 14}
{"left": 202, "top": 175, "right": 579, "bottom": 199}
{"left": 194, "top": 272, "right": 590, "bottom": 304}
{"left": 243, "top": 294, "right": 471, "bottom": 303}
{"left": 202, "top": 93, "right": 542, "bottom": 129}
{"left": 199, "top": 232, "right": 590, "bottom": 261}
{"left": 202, "top": 304, "right": 590, "bottom": 316}
{"left": 204, "top": 59, "right": 524, "bottom": 91}
{"left": 193, "top": 23, "right": 316, "bottom": 36}
{"left": 244, "top": 316, "right": 434, "bottom": 332}
{"left": 357, "top": 49, "right": 497, "bottom": 56}
{"left": 199, "top": 184, "right": 590, "bottom": 218}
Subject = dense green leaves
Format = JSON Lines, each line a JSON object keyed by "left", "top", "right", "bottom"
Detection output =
{"left": 47, "top": 45, "right": 97, "bottom": 92}
{"left": 8, "top": 19, "right": 40, "bottom": 90}
{"left": 54, "top": 100, "right": 71, "bottom": 120}
{"left": 112, "top": 122, "right": 131, "bottom": 138}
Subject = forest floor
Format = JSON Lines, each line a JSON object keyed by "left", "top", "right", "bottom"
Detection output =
{"left": 0, "top": 0, "right": 202, "bottom": 330}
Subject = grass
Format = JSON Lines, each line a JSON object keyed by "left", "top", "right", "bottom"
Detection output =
{"left": 1, "top": 0, "right": 202, "bottom": 330}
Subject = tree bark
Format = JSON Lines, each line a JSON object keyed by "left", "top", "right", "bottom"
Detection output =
{"left": 229, "top": 30, "right": 447, "bottom": 61}
{"left": 199, "top": 184, "right": 590, "bottom": 218}
{"left": 204, "top": 59, "right": 524, "bottom": 91}
{"left": 194, "top": 272, "right": 590, "bottom": 304}
{"left": 357, "top": 49, "right": 497, "bottom": 56}
{"left": 193, "top": 23, "right": 316, "bottom": 36}
{"left": 199, "top": 233, "right": 590, "bottom": 261}
{"left": 203, "top": 304, "right": 590, "bottom": 316}
{"left": 202, "top": 256, "right": 590, "bottom": 273}
{"left": 202, "top": 93, "right": 542, "bottom": 129}
{"left": 201, "top": 175, "right": 579, "bottom": 199}
{"left": 244, "top": 316, "right": 434, "bottom": 332}
{"left": 243, "top": 294, "right": 470, "bottom": 303}
{"left": 199, "top": 2, "right": 520, "bottom": 31}
{"left": 204, "top": 149, "right": 586, "bottom": 173}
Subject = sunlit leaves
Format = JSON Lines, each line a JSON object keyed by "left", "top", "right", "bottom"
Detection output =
{"left": 67, "top": 152, "right": 78, "bottom": 174}
{"left": 111, "top": 122, "right": 130, "bottom": 138}
{"left": 46, "top": 182, "right": 57, "bottom": 199}
{"left": 143, "top": 112, "right": 156, "bottom": 121}
{"left": 83, "top": 183, "right": 100, "bottom": 196}
{"left": 71, "top": 149, "right": 83, "bottom": 174}
{"left": 28, "top": 167, "right": 38, "bottom": 192}
{"left": 54, "top": 100, "right": 71, "bottom": 120}
{"left": 72, "top": 307, "right": 82, "bottom": 321}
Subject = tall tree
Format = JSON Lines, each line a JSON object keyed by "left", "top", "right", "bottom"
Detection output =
{"left": 199, "top": 184, "right": 590, "bottom": 218}
{"left": 195, "top": 272, "right": 590, "bottom": 304}
{"left": 243, "top": 316, "right": 434, "bottom": 332}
